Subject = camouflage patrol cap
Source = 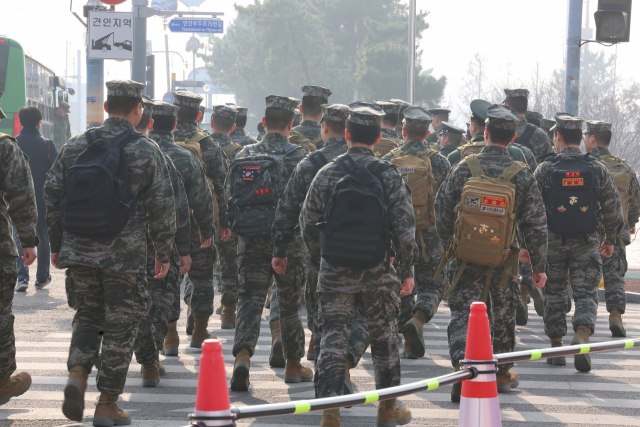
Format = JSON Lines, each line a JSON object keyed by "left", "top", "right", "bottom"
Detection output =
{"left": 470, "top": 99, "right": 492, "bottom": 121}
{"left": 320, "top": 103, "right": 349, "bottom": 124}
{"left": 525, "top": 111, "right": 543, "bottom": 123}
{"left": 437, "top": 122, "right": 465, "bottom": 135}
{"left": 0, "top": 92, "right": 5, "bottom": 119}
{"left": 141, "top": 95, "right": 154, "bottom": 115}
{"left": 584, "top": 120, "right": 611, "bottom": 134}
{"left": 389, "top": 99, "right": 412, "bottom": 114}
{"left": 152, "top": 101, "right": 180, "bottom": 117}
{"left": 212, "top": 104, "right": 238, "bottom": 121}
{"left": 106, "top": 80, "right": 145, "bottom": 98}
{"left": 427, "top": 107, "right": 451, "bottom": 117}
{"left": 552, "top": 114, "right": 583, "bottom": 131}
{"left": 403, "top": 106, "right": 433, "bottom": 129}
{"left": 228, "top": 104, "right": 248, "bottom": 118}
{"left": 504, "top": 88, "right": 530, "bottom": 99}
{"left": 347, "top": 102, "right": 385, "bottom": 126}
{"left": 373, "top": 100, "right": 401, "bottom": 115}
{"left": 265, "top": 95, "right": 300, "bottom": 112}
{"left": 539, "top": 118, "right": 555, "bottom": 130}
{"left": 301, "top": 85, "right": 332, "bottom": 100}
{"left": 173, "top": 90, "right": 203, "bottom": 108}
{"left": 486, "top": 104, "right": 521, "bottom": 130}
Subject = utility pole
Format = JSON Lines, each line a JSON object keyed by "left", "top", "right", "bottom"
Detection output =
{"left": 132, "top": 0, "right": 148, "bottom": 84}
{"left": 407, "top": 0, "right": 416, "bottom": 104}
{"left": 565, "top": 0, "right": 583, "bottom": 116}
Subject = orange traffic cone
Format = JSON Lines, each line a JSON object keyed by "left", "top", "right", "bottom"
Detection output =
{"left": 192, "top": 339, "right": 234, "bottom": 426}
{"left": 458, "top": 302, "right": 502, "bottom": 427}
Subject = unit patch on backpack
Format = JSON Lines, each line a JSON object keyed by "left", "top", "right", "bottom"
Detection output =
{"left": 480, "top": 196, "right": 507, "bottom": 215}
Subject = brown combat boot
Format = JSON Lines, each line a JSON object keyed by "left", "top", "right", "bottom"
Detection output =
{"left": 0, "top": 372, "right": 31, "bottom": 407}
{"left": 269, "top": 320, "right": 285, "bottom": 367}
{"left": 190, "top": 316, "right": 217, "bottom": 349}
{"left": 377, "top": 398, "right": 412, "bottom": 427}
{"left": 93, "top": 393, "right": 131, "bottom": 426}
{"left": 230, "top": 348, "right": 251, "bottom": 392}
{"left": 571, "top": 325, "right": 592, "bottom": 372}
{"left": 284, "top": 359, "right": 313, "bottom": 383}
{"left": 320, "top": 408, "right": 341, "bottom": 427}
{"left": 158, "top": 363, "right": 165, "bottom": 376}
{"left": 163, "top": 321, "right": 179, "bottom": 357}
{"left": 496, "top": 370, "right": 519, "bottom": 393}
{"left": 451, "top": 361, "right": 462, "bottom": 403}
{"left": 609, "top": 308, "right": 626, "bottom": 337}
{"left": 547, "top": 337, "right": 566, "bottom": 366}
{"left": 61, "top": 366, "right": 86, "bottom": 421}
{"left": 141, "top": 360, "right": 160, "bottom": 387}
{"left": 215, "top": 304, "right": 223, "bottom": 315}
{"left": 221, "top": 305, "right": 236, "bottom": 330}
{"left": 404, "top": 310, "right": 426, "bottom": 357}
{"left": 307, "top": 334, "right": 316, "bottom": 361}
{"left": 401, "top": 333, "right": 415, "bottom": 359}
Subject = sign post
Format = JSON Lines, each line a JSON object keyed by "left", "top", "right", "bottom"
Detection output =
{"left": 88, "top": 10, "right": 135, "bottom": 60}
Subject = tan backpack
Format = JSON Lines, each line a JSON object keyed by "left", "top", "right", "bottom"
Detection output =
{"left": 374, "top": 137, "right": 401, "bottom": 158}
{"left": 220, "top": 141, "right": 243, "bottom": 167}
{"left": 288, "top": 131, "right": 316, "bottom": 152}
{"left": 436, "top": 155, "right": 527, "bottom": 302}
{"left": 460, "top": 140, "right": 485, "bottom": 159}
{"left": 598, "top": 154, "right": 633, "bottom": 226}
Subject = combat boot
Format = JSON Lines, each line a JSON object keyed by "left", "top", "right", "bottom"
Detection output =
{"left": 269, "top": 320, "right": 285, "bottom": 368}
{"left": 376, "top": 398, "right": 412, "bottom": 427}
{"left": 496, "top": 370, "right": 519, "bottom": 393}
{"left": 404, "top": 310, "right": 427, "bottom": 358}
{"left": 141, "top": 361, "right": 160, "bottom": 387}
{"left": 0, "top": 371, "right": 31, "bottom": 407}
{"left": 571, "top": 326, "right": 592, "bottom": 372}
{"left": 215, "top": 304, "right": 223, "bottom": 315}
{"left": 230, "top": 348, "right": 250, "bottom": 392}
{"left": 190, "top": 316, "right": 217, "bottom": 349}
{"left": 530, "top": 286, "right": 545, "bottom": 317}
{"left": 516, "top": 287, "right": 529, "bottom": 326}
{"left": 451, "top": 361, "right": 462, "bottom": 403}
{"left": 158, "top": 363, "right": 165, "bottom": 376}
{"left": 163, "top": 322, "right": 179, "bottom": 357}
{"left": 320, "top": 408, "right": 341, "bottom": 427}
{"left": 221, "top": 305, "right": 236, "bottom": 329}
{"left": 344, "top": 359, "right": 354, "bottom": 395}
{"left": 284, "top": 359, "right": 313, "bottom": 383}
{"left": 609, "top": 308, "right": 626, "bottom": 337}
{"left": 401, "top": 334, "right": 415, "bottom": 359}
{"left": 93, "top": 393, "right": 131, "bottom": 426}
{"left": 62, "top": 366, "right": 86, "bottom": 421}
{"left": 547, "top": 337, "right": 566, "bottom": 366}
{"left": 185, "top": 296, "right": 194, "bottom": 336}
{"left": 307, "top": 334, "right": 316, "bottom": 361}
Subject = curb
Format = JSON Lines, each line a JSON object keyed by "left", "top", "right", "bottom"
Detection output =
{"left": 597, "top": 289, "right": 640, "bottom": 304}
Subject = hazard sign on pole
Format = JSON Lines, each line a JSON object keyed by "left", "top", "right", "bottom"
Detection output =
{"left": 88, "top": 10, "right": 135, "bottom": 60}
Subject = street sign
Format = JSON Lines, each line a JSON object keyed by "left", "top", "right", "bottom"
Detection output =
{"left": 168, "top": 18, "right": 223, "bottom": 34}
{"left": 163, "top": 92, "right": 173, "bottom": 103}
{"left": 89, "top": 11, "right": 134, "bottom": 60}
{"left": 174, "top": 80, "right": 205, "bottom": 87}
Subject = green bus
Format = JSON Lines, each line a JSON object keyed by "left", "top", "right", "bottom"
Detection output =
{"left": 0, "top": 36, "right": 67, "bottom": 138}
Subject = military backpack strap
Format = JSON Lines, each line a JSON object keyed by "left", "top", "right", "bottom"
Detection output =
{"left": 222, "top": 142, "right": 242, "bottom": 158}
{"left": 191, "top": 131, "right": 209, "bottom": 144}
{"left": 308, "top": 151, "right": 329, "bottom": 173}
{"left": 366, "top": 159, "right": 394, "bottom": 179}
{"left": 390, "top": 147, "right": 403, "bottom": 158}
{"left": 465, "top": 155, "right": 485, "bottom": 178}
{"left": 311, "top": 133, "right": 323, "bottom": 147}
{"left": 335, "top": 154, "right": 358, "bottom": 175}
{"left": 518, "top": 124, "right": 536, "bottom": 147}
{"left": 499, "top": 161, "right": 528, "bottom": 182}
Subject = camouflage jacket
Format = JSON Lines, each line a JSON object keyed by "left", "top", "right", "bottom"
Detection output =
{"left": 516, "top": 118, "right": 555, "bottom": 162}
{"left": 213, "top": 133, "right": 242, "bottom": 165}
{"left": 174, "top": 121, "right": 229, "bottom": 228}
{"left": 272, "top": 136, "right": 348, "bottom": 258}
{"left": 0, "top": 134, "right": 38, "bottom": 256}
{"left": 511, "top": 142, "right": 538, "bottom": 171}
{"left": 53, "top": 114, "right": 72, "bottom": 150}
{"left": 44, "top": 118, "right": 176, "bottom": 273}
{"left": 381, "top": 128, "right": 401, "bottom": 142}
{"left": 292, "top": 120, "right": 322, "bottom": 146}
{"left": 382, "top": 139, "right": 451, "bottom": 190}
{"left": 448, "top": 132, "right": 528, "bottom": 166}
{"left": 535, "top": 147, "right": 623, "bottom": 243}
{"left": 301, "top": 147, "right": 416, "bottom": 293}
{"left": 436, "top": 145, "right": 548, "bottom": 273}
{"left": 148, "top": 130, "right": 214, "bottom": 241}
{"left": 164, "top": 155, "right": 191, "bottom": 256}
{"left": 230, "top": 128, "right": 259, "bottom": 147}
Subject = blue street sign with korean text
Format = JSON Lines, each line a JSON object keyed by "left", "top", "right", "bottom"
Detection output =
{"left": 169, "top": 18, "right": 223, "bottom": 34}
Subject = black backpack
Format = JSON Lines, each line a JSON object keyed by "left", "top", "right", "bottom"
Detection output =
{"left": 544, "top": 153, "right": 600, "bottom": 237}
{"left": 318, "top": 154, "right": 392, "bottom": 269}
{"left": 62, "top": 128, "right": 141, "bottom": 238}
{"left": 514, "top": 124, "right": 536, "bottom": 151}
{"left": 308, "top": 151, "right": 329, "bottom": 175}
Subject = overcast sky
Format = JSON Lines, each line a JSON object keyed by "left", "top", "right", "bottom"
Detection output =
{"left": 2, "top": 0, "right": 638, "bottom": 128}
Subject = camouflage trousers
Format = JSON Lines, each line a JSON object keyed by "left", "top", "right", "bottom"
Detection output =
{"left": 545, "top": 234, "right": 602, "bottom": 338}
{"left": 217, "top": 231, "right": 238, "bottom": 307}
{"left": 232, "top": 235, "right": 305, "bottom": 360}
{"left": 316, "top": 291, "right": 400, "bottom": 398}
{"left": 603, "top": 239, "right": 627, "bottom": 314}
{"left": 65, "top": 266, "right": 149, "bottom": 395}
{"left": 519, "top": 262, "right": 533, "bottom": 294}
{"left": 189, "top": 230, "right": 215, "bottom": 317}
{"left": 447, "top": 258, "right": 519, "bottom": 372}
{"left": 0, "top": 256, "right": 18, "bottom": 379}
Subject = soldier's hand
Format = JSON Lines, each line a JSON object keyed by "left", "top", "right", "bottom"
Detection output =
{"left": 200, "top": 237, "right": 212, "bottom": 249}
{"left": 532, "top": 273, "right": 547, "bottom": 289}
{"left": 631, "top": 226, "right": 636, "bottom": 235}
{"left": 22, "top": 248, "right": 37, "bottom": 267}
{"left": 155, "top": 260, "right": 170, "bottom": 279}
{"left": 220, "top": 228, "right": 231, "bottom": 242}
{"left": 51, "top": 253, "right": 61, "bottom": 269}
{"left": 272, "top": 257, "right": 287, "bottom": 275}
{"left": 600, "top": 243, "right": 614, "bottom": 258}
{"left": 518, "top": 249, "right": 531, "bottom": 264}
{"left": 179, "top": 255, "right": 192, "bottom": 275}
{"left": 400, "top": 277, "right": 415, "bottom": 296}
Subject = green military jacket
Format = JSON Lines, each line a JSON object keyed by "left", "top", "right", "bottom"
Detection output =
{"left": 53, "top": 114, "right": 72, "bottom": 150}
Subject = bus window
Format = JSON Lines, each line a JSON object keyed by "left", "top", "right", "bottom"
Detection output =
{"left": 0, "top": 38, "right": 8, "bottom": 93}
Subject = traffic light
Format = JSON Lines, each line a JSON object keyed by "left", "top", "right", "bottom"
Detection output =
{"left": 145, "top": 55, "right": 155, "bottom": 97}
{"left": 595, "top": 0, "right": 633, "bottom": 43}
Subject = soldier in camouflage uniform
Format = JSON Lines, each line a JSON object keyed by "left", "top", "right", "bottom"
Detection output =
{"left": 173, "top": 90, "right": 231, "bottom": 348}
{"left": 229, "top": 105, "right": 259, "bottom": 147}
{"left": 53, "top": 102, "right": 72, "bottom": 150}
{"left": 229, "top": 95, "right": 311, "bottom": 391}
{"left": 437, "top": 122, "right": 466, "bottom": 160}
{"left": 382, "top": 107, "right": 450, "bottom": 360}
{"left": 148, "top": 101, "right": 215, "bottom": 356}
{"left": 436, "top": 105, "right": 549, "bottom": 400}
{"left": 374, "top": 101, "right": 402, "bottom": 141}
{"left": 293, "top": 109, "right": 302, "bottom": 127}
{"left": 0, "top": 93, "right": 38, "bottom": 406}
{"left": 540, "top": 118, "right": 555, "bottom": 140}
{"left": 535, "top": 114, "right": 623, "bottom": 372}
{"left": 525, "top": 111, "right": 543, "bottom": 128}
{"left": 301, "top": 104, "right": 416, "bottom": 427}
{"left": 426, "top": 107, "right": 450, "bottom": 148}
{"left": 45, "top": 80, "right": 176, "bottom": 423}
{"left": 389, "top": 98, "right": 412, "bottom": 136}
{"left": 292, "top": 85, "right": 331, "bottom": 149}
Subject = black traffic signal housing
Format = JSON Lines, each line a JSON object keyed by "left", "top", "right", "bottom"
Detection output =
{"left": 595, "top": 0, "right": 633, "bottom": 43}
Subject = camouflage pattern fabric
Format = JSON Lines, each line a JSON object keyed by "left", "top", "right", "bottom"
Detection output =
{"left": 213, "top": 132, "right": 242, "bottom": 164}
{"left": 515, "top": 118, "right": 555, "bottom": 162}
{"left": 585, "top": 120, "right": 612, "bottom": 133}
{"left": 504, "top": 88, "right": 529, "bottom": 98}
{"left": 447, "top": 133, "right": 528, "bottom": 166}
{"left": 511, "top": 142, "right": 538, "bottom": 171}
{"left": 0, "top": 256, "right": 18, "bottom": 378}
{"left": 486, "top": 105, "right": 520, "bottom": 130}
{"left": 165, "top": 157, "right": 191, "bottom": 256}
{"left": 218, "top": 231, "right": 238, "bottom": 307}
{"left": 65, "top": 266, "right": 150, "bottom": 395}
{"left": 230, "top": 128, "right": 259, "bottom": 147}
{"left": 301, "top": 85, "right": 331, "bottom": 99}
{"left": 347, "top": 102, "right": 385, "bottom": 126}
{"left": 173, "top": 90, "right": 202, "bottom": 108}
{"left": 266, "top": 95, "right": 300, "bottom": 112}
{"left": 554, "top": 114, "right": 583, "bottom": 130}
{"left": 212, "top": 104, "right": 237, "bottom": 121}
{"left": 106, "top": 79, "right": 145, "bottom": 97}
{"left": 381, "top": 128, "right": 402, "bottom": 143}
{"left": 53, "top": 114, "right": 72, "bottom": 150}
{"left": 292, "top": 120, "right": 322, "bottom": 145}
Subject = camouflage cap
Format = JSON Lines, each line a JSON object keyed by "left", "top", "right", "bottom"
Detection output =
{"left": 389, "top": 99, "right": 412, "bottom": 114}
{"left": 485, "top": 104, "right": 521, "bottom": 130}
{"left": 106, "top": 79, "right": 145, "bottom": 98}
{"left": 584, "top": 120, "right": 611, "bottom": 134}
{"left": 301, "top": 85, "right": 332, "bottom": 100}
{"left": 437, "top": 122, "right": 465, "bottom": 135}
{"left": 403, "top": 106, "right": 433, "bottom": 129}
{"left": 525, "top": 111, "right": 543, "bottom": 122}
{"left": 504, "top": 88, "right": 530, "bottom": 99}
{"left": 321, "top": 103, "right": 350, "bottom": 124}
{"left": 427, "top": 107, "right": 451, "bottom": 117}
{"left": 212, "top": 104, "right": 238, "bottom": 121}
{"left": 141, "top": 95, "right": 154, "bottom": 115}
{"left": 0, "top": 92, "right": 5, "bottom": 119}
{"left": 553, "top": 114, "right": 583, "bottom": 131}
{"left": 265, "top": 95, "right": 300, "bottom": 112}
{"left": 539, "top": 118, "right": 555, "bottom": 130}
{"left": 173, "top": 90, "right": 203, "bottom": 108}
{"left": 347, "top": 102, "right": 385, "bottom": 126}
{"left": 227, "top": 104, "right": 248, "bottom": 118}
{"left": 373, "top": 100, "right": 400, "bottom": 115}
{"left": 470, "top": 99, "right": 492, "bottom": 121}
{"left": 152, "top": 101, "right": 180, "bottom": 117}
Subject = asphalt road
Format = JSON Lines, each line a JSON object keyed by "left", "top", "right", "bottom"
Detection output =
{"left": 3, "top": 260, "right": 640, "bottom": 427}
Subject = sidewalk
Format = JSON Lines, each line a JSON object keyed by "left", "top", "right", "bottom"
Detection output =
{"left": 626, "top": 238, "right": 640, "bottom": 292}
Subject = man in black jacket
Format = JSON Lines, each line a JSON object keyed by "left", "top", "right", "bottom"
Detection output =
{"left": 13, "top": 106, "right": 58, "bottom": 291}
